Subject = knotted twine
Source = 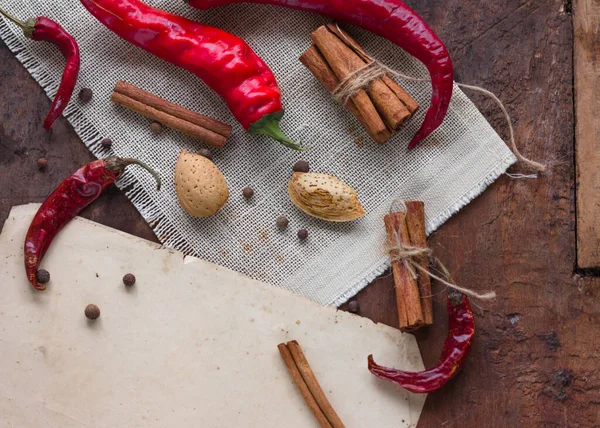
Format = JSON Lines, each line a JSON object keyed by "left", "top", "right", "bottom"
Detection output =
{"left": 386, "top": 200, "right": 496, "bottom": 301}
{"left": 331, "top": 23, "right": 547, "bottom": 175}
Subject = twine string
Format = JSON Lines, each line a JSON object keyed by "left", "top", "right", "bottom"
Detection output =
{"left": 332, "top": 23, "right": 547, "bottom": 174}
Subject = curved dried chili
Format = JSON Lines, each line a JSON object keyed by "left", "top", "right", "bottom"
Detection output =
{"left": 0, "top": 8, "right": 80, "bottom": 130}
{"left": 24, "top": 157, "right": 161, "bottom": 291}
{"left": 368, "top": 289, "right": 475, "bottom": 393}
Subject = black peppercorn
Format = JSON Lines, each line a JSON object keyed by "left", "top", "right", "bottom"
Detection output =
{"left": 276, "top": 216, "right": 289, "bottom": 230}
{"left": 100, "top": 138, "right": 113, "bottom": 149}
{"left": 37, "top": 158, "right": 48, "bottom": 170}
{"left": 243, "top": 187, "right": 254, "bottom": 199}
{"left": 123, "top": 273, "right": 136, "bottom": 287}
{"left": 199, "top": 148, "right": 213, "bottom": 160}
{"left": 79, "top": 88, "right": 93, "bottom": 103}
{"left": 85, "top": 304, "right": 101, "bottom": 320}
{"left": 348, "top": 301, "right": 360, "bottom": 313}
{"left": 297, "top": 229, "right": 309, "bottom": 240}
{"left": 293, "top": 160, "right": 310, "bottom": 173}
{"left": 36, "top": 269, "right": 50, "bottom": 284}
{"left": 150, "top": 122, "right": 163, "bottom": 134}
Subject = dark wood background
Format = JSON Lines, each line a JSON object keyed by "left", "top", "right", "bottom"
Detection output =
{"left": 1, "top": 0, "right": 597, "bottom": 426}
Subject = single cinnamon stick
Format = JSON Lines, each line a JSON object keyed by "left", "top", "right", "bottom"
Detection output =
{"left": 311, "top": 26, "right": 411, "bottom": 131}
{"left": 325, "top": 23, "right": 419, "bottom": 114}
{"left": 115, "top": 81, "right": 232, "bottom": 138}
{"left": 384, "top": 212, "right": 425, "bottom": 331}
{"left": 405, "top": 201, "right": 433, "bottom": 325}
{"left": 300, "top": 46, "right": 387, "bottom": 143}
{"left": 278, "top": 343, "right": 333, "bottom": 428}
{"left": 111, "top": 92, "right": 229, "bottom": 148}
{"left": 287, "top": 340, "right": 346, "bottom": 428}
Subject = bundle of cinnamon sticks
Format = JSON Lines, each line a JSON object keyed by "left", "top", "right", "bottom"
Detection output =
{"left": 300, "top": 24, "right": 418, "bottom": 144}
{"left": 384, "top": 201, "right": 434, "bottom": 331}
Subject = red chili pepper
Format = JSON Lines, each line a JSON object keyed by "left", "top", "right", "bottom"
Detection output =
{"left": 187, "top": 0, "right": 453, "bottom": 149}
{"left": 0, "top": 8, "right": 80, "bottom": 130}
{"left": 24, "top": 158, "right": 161, "bottom": 291}
{"left": 79, "top": 0, "right": 302, "bottom": 151}
{"left": 368, "top": 289, "right": 474, "bottom": 393}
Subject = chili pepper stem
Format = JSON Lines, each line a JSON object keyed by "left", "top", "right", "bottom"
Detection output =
{"left": 0, "top": 8, "right": 35, "bottom": 37}
{"left": 106, "top": 157, "right": 162, "bottom": 191}
{"left": 0, "top": 7, "right": 25, "bottom": 27}
{"left": 249, "top": 111, "right": 305, "bottom": 151}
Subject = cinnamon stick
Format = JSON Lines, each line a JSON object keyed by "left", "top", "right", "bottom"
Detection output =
{"left": 299, "top": 46, "right": 386, "bottom": 143}
{"left": 278, "top": 343, "right": 332, "bottom": 428}
{"left": 405, "top": 201, "right": 433, "bottom": 325}
{"left": 111, "top": 81, "right": 231, "bottom": 148}
{"left": 384, "top": 212, "right": 425, "bottom": 331}
{"left": 286, "top": 341, "right": 345, "bottom": 428}
{"left": 325, "top": 23, "right": 419, "bottom": 114}
{"left": 311, "top": 26, "right": 411, "bottom": 131}
{"left": 115, "top": 81, "right": 232, "bottom": 138}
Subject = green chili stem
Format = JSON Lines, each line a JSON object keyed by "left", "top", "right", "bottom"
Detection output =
{"left": 0, "top": 7, "right": 27, "bottom": 29}
{"left": 249, "top": 111, "right": 305, "bottom": 151}
{"left": 117, "top": 158, "right": 162, "bottom": 191}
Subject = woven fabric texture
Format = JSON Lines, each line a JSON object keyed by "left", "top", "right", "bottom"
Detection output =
{"left": 0, "top": 1, "right": 516, "bottom": 306}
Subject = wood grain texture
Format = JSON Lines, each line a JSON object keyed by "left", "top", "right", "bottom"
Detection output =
{"left": 574, "top": 0, "right": 600, "bottom": 269}
{"left": 1, "top": 0, "right": 597, "bottom": 426}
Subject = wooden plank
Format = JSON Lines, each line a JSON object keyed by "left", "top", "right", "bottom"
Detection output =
{"left": 574, "top": 0, "right": 600, "bottom": 269}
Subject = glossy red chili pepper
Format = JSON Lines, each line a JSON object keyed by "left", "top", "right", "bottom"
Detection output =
{"left": 368, "top": 289, "right": 474, "bottom": 393}
{"left": 187, "top": 0, "right": 453, "bottom": 149}
{"left": 24, "top": 158, "right": 161, "bottom": 291}
{"left": 79, "top": 0, "right": 301, "bottom": 150}
{"left": 0, "top": 8, "right": 80, "bottom": 130}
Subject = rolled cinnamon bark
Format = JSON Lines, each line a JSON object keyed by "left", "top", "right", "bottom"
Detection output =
{"left": 325, "top": 23, "right": 419, "bottom": 114}
{"left": 278, "top": 343, "right": 332, "bottom": 428}
{"left": 111, "top": 92, "right": 229, "bottom": 148}
{"left": 405, "top": 201, "right": 433, "bottom": 326}
{"left": 287, "top": 341, "right": 345, "bottom": 428}
{"left": 300, "top": 46, "right": 389, "bottom": 143}
{"left": 111, "top": 81, "right": 231, "bottom": 148}
{"left": 384, "top": 212, "right": 425, "bottom": 331}
{"left": 311, "top": 26, "right": 411, "bottom": 131}
{"left": 115, "top": 81, "right": 232, "bottom": 137}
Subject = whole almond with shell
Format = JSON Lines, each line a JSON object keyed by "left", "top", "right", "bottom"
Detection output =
{"left": 175, "top": 149, "right": 229, "bottom": 217}
{"left": 288, "top": 172, "right": 366, "bottom": 222}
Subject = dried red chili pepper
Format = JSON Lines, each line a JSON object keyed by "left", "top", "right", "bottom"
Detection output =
{"left": 368, "top": 289, "right": 474, "bottom": 393}
{"left": 79, "top": 0, "right": 302, "bottom": 151}
{"left": 187, "top": 0, "right": 454, "bottom": 149}
{"left": 24, "top": 157, "right": 161, "bottom": 291}
{"left": 0, "top": 8, "right": 80, "bottom": 130}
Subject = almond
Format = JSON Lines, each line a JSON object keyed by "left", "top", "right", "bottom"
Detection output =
{"left": 288, "top": 172, "right": 365, "bottom": 222}
{"left": 174, "top": 149, "right": 229, "bottom": 217}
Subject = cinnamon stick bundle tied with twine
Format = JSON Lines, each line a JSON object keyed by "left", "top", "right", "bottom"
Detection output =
{"left": 385, "top": 200, "right": 496, "bottom": 332}
{"left": 303, "top": 24, "right": 547, "bottom": 175}
{"left": 300, "top": 23, "right": 418, "bottom": 144}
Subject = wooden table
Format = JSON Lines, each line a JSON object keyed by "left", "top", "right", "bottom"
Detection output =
{"left": 1, "top": 1, "right": 597, "bottom": 426}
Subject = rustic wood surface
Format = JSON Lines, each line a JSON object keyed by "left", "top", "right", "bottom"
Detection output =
{"left": 574, "top": 0, "right": 600, "bottom": 269}
{"left": 0, "top": 0, "right": 596, "bottom": 426}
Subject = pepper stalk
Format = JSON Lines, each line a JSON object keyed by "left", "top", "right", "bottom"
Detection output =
{"left": 0, "top": 7, "right": 37, "bottom": 38}
{"left": 249, "top": 111, "right": 305, "bottom": 151}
